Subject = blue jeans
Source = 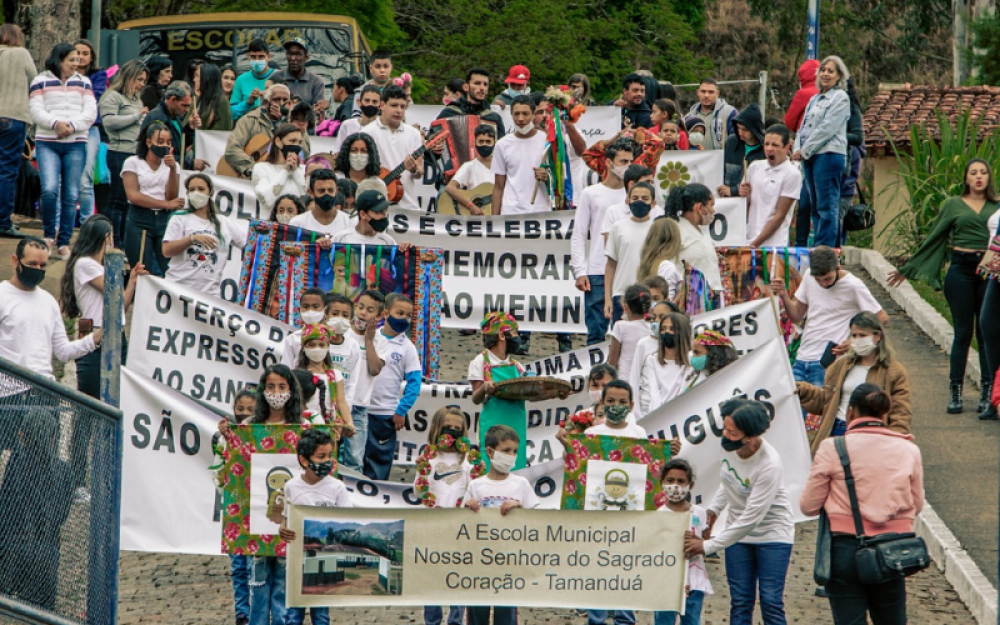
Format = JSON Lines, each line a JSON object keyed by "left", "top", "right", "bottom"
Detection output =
{"left": 230, "top": 554, "right": 250, "bottom": 619}
{"left": 37, "top": 140, "right": 87, "bottom": 247}
{"left": 103, "top": 149, "right": 131, "bottom": 246}
{"left": 285, "top": 607, "right": 329, "bottom": 625}
{"left": 79, "top": 126, "right": 100, "bottom": 219}
{"left": 0, "top": 118, "right": 27, "bottom": 231}
{"left": 611, "top": 295, "right": 624, "bottom": 325}
{"left": 654, "top": 589, "right": 705, "bottom": 625}
{"left": 249, "top": 556, "right": 286, "bottom": 625}
{"left": 585, "top": 274, "right": 609, "bottom": 345}
{"left": 363, "top": 412, "right": 395, "bottom": 480}
{"left": 793, "top": 359, "right": 825, "bottom": 418}
{"left": 724, "top": 542, "right": 792, "bottom": 625}
{"left": 830, "top": 419, "right": 847, "bottom": 437}
{"left": 802, "top": 152, "right": 845, "bottom": 247}
{"left": 588, "top": 610, "right": 635, "bottom": 625}
{"left": 340, "top": 405, "right": 368, "bottom": 471}
{"left": 123, "top": 206, "right": 171, "bottom": 276}
{"left": 424, "top": 605, "right": 464, "bottom": 625}
{"left": 467, "top": 607, "right": 516, "bottom": 625}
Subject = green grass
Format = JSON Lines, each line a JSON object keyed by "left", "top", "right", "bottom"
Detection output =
{"left": 346, "top": 573, "right": 360, "bottom": 580}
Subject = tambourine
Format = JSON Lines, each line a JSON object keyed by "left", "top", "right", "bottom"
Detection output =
{"left": 494, "top": 377, "right": 572, "bottom": 402}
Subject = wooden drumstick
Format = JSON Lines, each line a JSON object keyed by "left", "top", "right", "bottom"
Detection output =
{"left": 139, "top": 231, "right": 147, "bottom": 268}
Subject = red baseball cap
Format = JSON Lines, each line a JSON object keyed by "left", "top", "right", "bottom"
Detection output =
{"left": 505, "top": 65, "right": 530, "bottom": 86}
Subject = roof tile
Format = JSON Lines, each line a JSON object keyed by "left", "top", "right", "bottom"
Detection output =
{"left": 864, "top": 85, "right": 1000, "bottom": 152}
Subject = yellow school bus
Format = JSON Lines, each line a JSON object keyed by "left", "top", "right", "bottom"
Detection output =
{"left": 105, "top": 12, "right": 371, "bottom": 87}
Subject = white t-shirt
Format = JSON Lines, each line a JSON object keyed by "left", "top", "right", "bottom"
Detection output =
{"left": 452, "top": 158, "right": 493, "bottom": 190}
{"left": 794, "top": 272, "right": 882, "bottom": 361}
{"left": 362, "top": 118, "right": 424, "bottom": 210}
{"left": 746, "top": 159, "right": 802, "bottom": 247}
{"left": 628, "top": 335, "right": 658, "bottom": 393}
{"left": 660, "top": 505, "right": 714, "bottom": 594}
{"left": 288, "top": 210, "right": 353, "bottom": 237}
{"left": 303, "top": 368, "right": 346, "bottom": 423}
{"left": 610, "top": 318, "right": 650, "bottom": 385}
{"left": 606, "top": 218, "right": 653, "bottom": 297}
{"left": 283, "top": 475, "right": 353, "bottom": 510}
{"left": 121, "top": 156, "right": 179, "bottom": 202}
{"left": 348, "top": 329, "right": 386, "bottom": 406}
{"left": 638, "top": 353, "right": 694, "bottom": 417}
{"left": 367, "top": 331, "right": 421, "bottom": 414}
{"left": 491, "top": 131, "right": 551, "bottom": 214}
{"left": 73, "top": 257, "right": 106, "bottom": 326}
{"left": 163, "top": 213, "right": 248, "bottom": 296}
{"left": 835, "top": 364, "right": 871, "bottom": 422}
{"left": 572, "top": 184, "right": 627, "bottom": 278}
{"left": 467, "top": 350, "right": 516, "bottom": 382}
{"left": 657, "top": 260, "right": 683, "bottom": 300}
{"left": 465, "top": 474, "right": 540, "bottom": 509}
{"left": 330, "top": 229, "right": 396, "bottom": 246}
{"left": 0, "top": 281, "right": 95, "bottom": 380}
{"left": 419, "top": 451, "right": 474, "bottom": 508}
{"left": 252, "top": 162, "right": 306, "bottom": 212}
{"left": 585, "top": 421, "right": 647, "bottom": 439}
{"left": 678, "top": 218, "right": 722, "bottom": 290}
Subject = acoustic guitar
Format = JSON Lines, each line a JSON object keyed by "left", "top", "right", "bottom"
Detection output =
{"left": 437, "top": 182, "right": 494, "bottom": 215}
{"left": 216, "top": 133, "right": 272, "bottom": 179}
{"left": 378, "top": 128, "right": 451, "bottom": 203}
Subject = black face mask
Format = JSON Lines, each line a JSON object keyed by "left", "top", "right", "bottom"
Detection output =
{"left": 279, "top": 105, "right": 289, "bottom": 117}
{"left": 281, "top": 144, "right": 302, "bottom": 157}
{"left": 360, "top": 104, "right": 380, "bottom": 118}
{"left": 441, "top": 426, "right": 464, "bottom": 440}
{"left": 721, "top": 437, "right": 746, "bottom": 452}
{"left": 630, "top": 200, "right": 652, "bottom": 218}
{"left": 315, "top": 194, "right": 338, "bottom": 212}
{"left": 16, "top": 262, "right": 44, "bottom": 289}
{"left": 476, "top": 145, "right": 495, "bottom": 158}
{"left": 504, "top": 335, "right": 522, "bottom": 355}
{"left": 660, "top": 332, "right": 676, "bottom": 348}
{"left": 821, "top": 273, "right": 840, "bottom": 290}
{"left": 369, "top": 216, "right": 389, "bottom": 232}
{"left": 150, "top": 145, "right": 171, "bottom": 159}
{"left": 308, "top": 460, "right": 334, "bottom": 479}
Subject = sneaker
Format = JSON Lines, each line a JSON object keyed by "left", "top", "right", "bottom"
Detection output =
{"left": 235, "top": 616, "right": 249, "bottom": 625}
{"left": 57, "top": 245, "right": 71, "bottom": 260}
{"left": 73, "top": 487, "right": 91, "bottom": 504}
{"left": 0, "top": 227, "right": 24, "bottom": 239}
{"left": 45, "top": 238, "right": 56, "bottom": 255}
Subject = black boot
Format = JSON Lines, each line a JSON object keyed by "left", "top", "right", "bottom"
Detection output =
{"left": 979, "top": 380, "right": 993, "bottom": 413}
{"left": 947, "top": 381, "right": 963, "bottom": 414}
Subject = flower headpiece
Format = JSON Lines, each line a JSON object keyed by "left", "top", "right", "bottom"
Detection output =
{"left": 480, "top": 311, "right": 518, "bottom": 336}
{"left": 302, "top": 323, "right": 333, "bottom": 345}
{"left": 694, "top": 330, "right": 734, "bottom": 347}
{"left": 393, "top": 72, "right": 412, "bottom": 88}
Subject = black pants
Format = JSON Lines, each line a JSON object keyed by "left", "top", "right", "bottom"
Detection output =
{"left": 826, "top": 536, "right": 907, "bottom": 625}
{"left": 943, "top": 251, "right": 989, "bottom": 382}
{"left": 981, "top": 280, "right": 1000, "bottom": 385}
{"left": 102, "top": 150, "right": 131, "bottom": 247}
{"left": 74, "top": 336, "right": 127, "bottom": 488}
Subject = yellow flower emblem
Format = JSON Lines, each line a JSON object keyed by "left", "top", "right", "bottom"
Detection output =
{"left": 657, "top": 161, "right": 692, "bottom": 190}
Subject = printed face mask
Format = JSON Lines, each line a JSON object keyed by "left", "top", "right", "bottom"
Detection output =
{"left": 304, "top": 347, "right": 328, "bottom": 363}
{"left": 264, "top": 391, "right": 291, "bottom": 410}
{"left": 440, "top": 426, "right": 464, "bottom": 441}
{"left": 308, "top": 460, "right": 334, "bottom": 478}
{"left": 604, "top": 404, "right": 630, "bottom": 424}
{"left": 349, "top": 153, "right": 369, "bottom": 171}
{"left": 276, "top": 213, "right": 293, "bottom": 225}
{"left": 490, "top": 450, "right": 517, "bottom": 474}
{"left": 300, "top": 310, "right": 325, "bottom": 325}
{"left": 663, "top": 483, "right": 690, "bottom": 503}
{"left": 352, "top": 318, "right": 368, "bottom": 332}
{"left": 650, "top": 321, "right": 660, "bottom": 337}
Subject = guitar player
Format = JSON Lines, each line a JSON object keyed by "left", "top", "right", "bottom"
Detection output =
{"left": 444, "top": 124, "right": 496, "bottom": 215}
{"left": 362, "top": 85, "right": 423, "bottom": 210}
{"left": 223, "top": 84, "right": 312, "bottom": 180}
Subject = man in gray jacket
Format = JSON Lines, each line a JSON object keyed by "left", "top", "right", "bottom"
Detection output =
{"left": 687, "top": 78, "right": 738, "bottom": 151}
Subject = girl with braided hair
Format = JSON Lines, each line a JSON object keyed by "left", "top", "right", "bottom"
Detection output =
{"left": 295, "top": 323, "right": 355, "bottom": 438}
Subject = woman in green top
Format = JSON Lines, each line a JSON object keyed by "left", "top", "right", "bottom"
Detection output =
{"left": 887, "top": 159, "right": 1000, "bottom": 414}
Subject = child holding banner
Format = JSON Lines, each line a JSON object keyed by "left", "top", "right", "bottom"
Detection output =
{"left": 469, "top": 312, "right": 529, "bottom": 472}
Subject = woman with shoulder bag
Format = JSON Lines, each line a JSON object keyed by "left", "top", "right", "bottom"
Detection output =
{"left": 801, "top": 384, "right": 925, "bottom": 625}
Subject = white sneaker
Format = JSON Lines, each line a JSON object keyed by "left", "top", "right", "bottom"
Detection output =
{"left": 73, "top": 487, "right": 91, "bottom": 504}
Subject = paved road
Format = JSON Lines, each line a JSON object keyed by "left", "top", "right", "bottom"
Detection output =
{"left": 0, "top": 224, "right": 980, "bottom": 624}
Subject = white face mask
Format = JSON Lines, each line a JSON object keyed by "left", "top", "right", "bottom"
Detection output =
{"left": 610, "top": 165, "right": 629, "bottom": 180}
{"left": 188, "top": 191, "right": 210, "bottom": 209}
{"left": 650, "top": 321, "right": 660, "bottom": 337}
{"left": 589, "top": 388, "right": 603, "bottom": 405}
{"left": 490, "top": 450, "right": 517, "bottom": 474}
{"left": 349, "top": 153, "right": 369, "bottom": 171}
{"left": 514, "top": 123, "right": 534, "bottom": 136}
{"left": 328, "top": 316, "right": 352, "bottom": 336}
{"left": 264, "top": 391, "right": 291, "bottom": 410}
{"left": 699, "top": 207, "right": 715, "bottom": 226}
{"left": 300, "top": 310, "right": 325, "bottom": 325}
{"left": 663, "top": 483, "right": 690, "bottom": 503}
{"left": 304, "top": 347, "right": 328, "bottom": 363}
{"left": 851, "top": 336, "right": 878, "bottom": 356}
{"left": 688, "top": 132, "right": 705, "bottom": 146}
{"left": 276, "top": 213, "right": 293, "bottom": 225}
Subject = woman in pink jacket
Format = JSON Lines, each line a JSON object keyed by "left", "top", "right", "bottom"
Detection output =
{"left": 800, "top": 383, "right": 924, "bottom": 625}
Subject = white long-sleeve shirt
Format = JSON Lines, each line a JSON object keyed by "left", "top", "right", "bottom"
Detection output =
{"left": 704, "top": 439, "right": 795, "bottom": 554}
{"left": 637, "top": 353, "right": 692, "bottom": 417}
{"left": 252, "top": 161, "right": 306, "bottom": 213}
{"left": 0, "top": 281, "right": 96, "bottom": 380}
{"left": 571, "top": 183, "right": 626, "bottom": 278}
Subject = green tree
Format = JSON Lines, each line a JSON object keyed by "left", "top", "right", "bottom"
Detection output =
{"left": 968, "top": 13, "right": 1000, "bottom": 86}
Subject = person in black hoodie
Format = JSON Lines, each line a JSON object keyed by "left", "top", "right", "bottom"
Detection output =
{"left": 719, "top": 103, "right": 765, "bottom": 197}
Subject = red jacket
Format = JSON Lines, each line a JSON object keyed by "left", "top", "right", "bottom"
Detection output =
{"left": 784, "top": 60, "right": 820, "bottom": 131}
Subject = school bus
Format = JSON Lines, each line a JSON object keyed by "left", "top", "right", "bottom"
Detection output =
{"left": 103, "top": 12, "right": 371, "bottom": 87}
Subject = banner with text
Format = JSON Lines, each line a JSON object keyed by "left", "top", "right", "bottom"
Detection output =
{"left": 705, "top": 197, "right": 747, "bottom": 248}
{"left": 285, "top": 506, "right": 688, "bottom": 611}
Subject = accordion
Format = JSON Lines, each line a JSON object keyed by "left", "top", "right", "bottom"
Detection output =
{"left": 431, "top": 115, "right": 480, "bottom": 178}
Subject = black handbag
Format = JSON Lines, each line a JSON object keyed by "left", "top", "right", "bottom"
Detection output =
{"left": 813, "top": 509, "right": 832, "bottom": 585}
{"left": 834, "top": 436, "right": 930, "bottom": 585}
{"left": 843, "top": 184, "right": 876, "bottom": 232}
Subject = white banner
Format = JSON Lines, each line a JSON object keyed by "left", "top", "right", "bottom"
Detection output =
{"left": 705, "top": 197, "right": 747, "bottom": 247}
{"left": 128, "top": 275, "right": 293, "bottom": 412}
{"left": 653, "top": 150, "right": 725, "bottom": 206}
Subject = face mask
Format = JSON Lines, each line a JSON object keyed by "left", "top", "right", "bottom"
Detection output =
{"left": 16, "top": 262, "right": 44, "bottom": 289}
{"left": 304, "top": 347, "right": 328, "bottom": 363}
{"left": 504, "top": 334, "right": 522, "bottom": 355}
{"left": 506, "top": 87, "right": 527, "bottom": 97}
{"left": 187, "top": 191, "right": 210, "bottom": 210}
{"left": 300, "top": 310, "right": 325, "bottom": 325}
{"left": 660, "top": 332, "right": 676, "bottom": 349}
{"left": 441, "top": 426, "right": 464, "bottom": 441}
{"left": 688, "top": 132, "right": 705, "bottom": 146}
{"left": 328, "top": 316, "right": 352, "bottom": 336}
{"left": 690, "top": 354, "right": 708, "bottom": 371}
{"left": 264, "top": 391, "right": 291, "bottom": 410}
{"left": 360, "top": 104, "right": 380, "bottom": 118}
{"left": 663, "top": 483, "right": 690, "bottom": 503}
{"left": 611, "top": 165, "right": 629, "bottom": 180}
{"left": 369, "top": 215, "right": 389, "bottom": 233}
{"left": 650, "top": 321, "right": 660, "bottom": 337}
{"left": 307, "top": 460, "right": 334, "bottom": 479}
{"left": 279, "top": 105, "right": 289, "bottom": 118}
{"left": 315, "top": 194, "right": 338, "bottom": 212}
{"left": 349, "top": 153, "right": 369, "bottom": 171}
{"left": 249, "top": 60, "right": 267, "bottom": 74}
{"left": 721, "top": 436, "right": 746, "bottom": 452}
{"left": 476, "top": 145, "right": 494, "bottom": 158}
{"left": 630, "top": 201, "right": 652, "bottom": 218}
{"left": 387, "top": 315, "right": 410, "bottom": 334}
{"left": 604, "top": 404, "right": 630, "bottom": 424}
{"left": 851, "top": 336, "right": 878, "bottom": 356}
{"left": 822, "top": 273, "right": 840, "bottom": 290}
{"left": 699, "top": 208, "right": 715, "bottom": 226}
{"left": 490, "top": 450, "right": 517, "bottom": 474}
{"left": 276, "top": 213, "right": 293, "bottom": 225}
{"left": 281, "top": 144, "right": 301, "bottom": 157}
{"left": 514, "top": 123, "right": 534, "bottom": 136}
{"left": 150, "top": 145, "right": 171, "bottom": 159}
{"left": 589, "top": 388, "right": 603, "bottom": 405}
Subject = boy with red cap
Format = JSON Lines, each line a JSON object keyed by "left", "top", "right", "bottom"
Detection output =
{"left": 493, "top": 64, "right": 531, "bottom": 109}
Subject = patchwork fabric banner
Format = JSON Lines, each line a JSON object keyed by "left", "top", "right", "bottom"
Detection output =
{"left": 239, "top": 220, "right": 444, "bottom": 378}
{"left": 560, "top": 434, "right": 672, "bottom": 511}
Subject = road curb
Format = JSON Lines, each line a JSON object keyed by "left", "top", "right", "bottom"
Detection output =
{"left": 843, "top": 246, "right": 996, "bottom": 625}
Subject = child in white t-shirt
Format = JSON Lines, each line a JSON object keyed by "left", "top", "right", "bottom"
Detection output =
{"left": 444, "top": 124, "right": 496, "bottom": 215}
{"left": 584, "top": 380, "right": 646, "bottom": 439}
{"left": 341, "top": 290, "right": 388, "bottom": 472}
{"left": 654, "top": 458, "right": 714, "bottom": 625}
{"left": 295, "top": 324, "right": 354, "bottom": 435}
{"left": 610, "top": 285, "right": 653, "bottom": 385}
{"left": 281, "top": 288, "right": 329, "bottom": 365}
